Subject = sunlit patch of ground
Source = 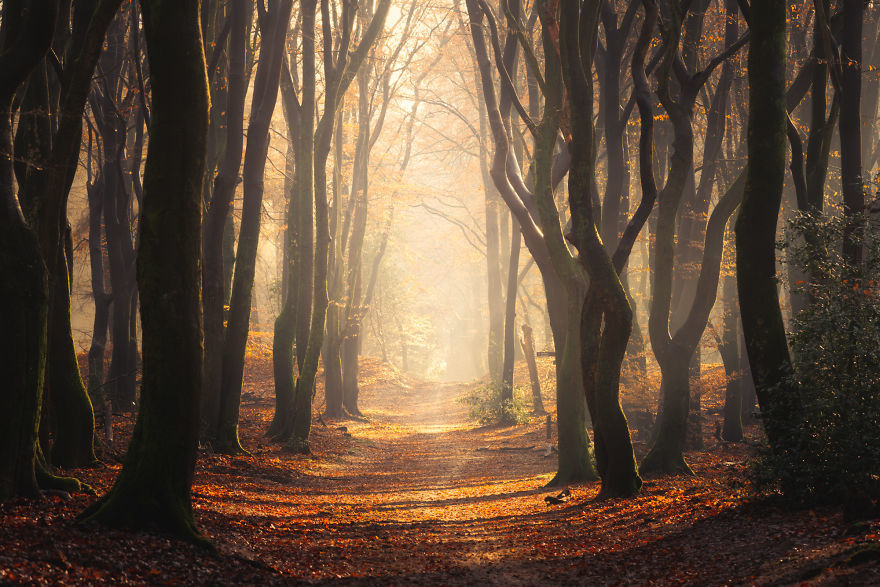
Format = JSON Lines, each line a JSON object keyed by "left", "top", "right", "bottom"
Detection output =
{"left": 1, "top": 352, "right": 879, "bottom": 584}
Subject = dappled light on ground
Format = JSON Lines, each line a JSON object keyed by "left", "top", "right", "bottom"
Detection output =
{"left": 1, "top": 355, "right": 879, "bottom": 584}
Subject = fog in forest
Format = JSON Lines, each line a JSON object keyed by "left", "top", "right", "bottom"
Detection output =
{"left": 64, "top": 1, "right": 672, "bottom": 384}
{"left": 7, "top": 0, "right": 880, "bottom": 581}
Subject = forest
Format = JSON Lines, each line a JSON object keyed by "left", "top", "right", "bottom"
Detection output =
{"left": 1, "top": 0, "right": 880, "bottom": 583}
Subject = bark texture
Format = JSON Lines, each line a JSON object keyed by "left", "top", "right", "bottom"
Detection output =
{"left": 79, "top": 0, "right": 209, "bottom": 542}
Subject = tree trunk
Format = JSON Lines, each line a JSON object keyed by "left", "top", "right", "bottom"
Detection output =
{"left": 718, "top": 264, "right": 743, "bottom": 442}
{"left": 0, "top": 0, "right": 56, "bottom": 495}
{"left": 20, "top": 0, "right": 124, "bottom": 470}
{"left": 343, "top": 226, "right": 389, "bottom": 416}
{"left": 287, "top": 0, "right": 391, "bottom": 452}
{"left": 47, "top": 243, "right": 97, "bottom": 467}
{"left": 559, "top": 0, "right": 643, "bottom": 498}
{"left": 499, "top": 219, "right": 521, "bottom": 420}
{"left": 79, "top": 0, "right": 209, "bottom": 541}
{"left": 735, "top": 0, "right": 799, "bottom": 458}
{"left": 840, "top": 0, "right": 864, "bottom": 267}
{"left": 481, "top": 103, "right": 504, "bottom": 387}
{"left": 521, "top": 324, "right": 545, "bottom": 415}
{"left": 86, "top": 176, "right": 112, "bottom": 447}
{"left": 270, "top": 10, "right": 313, "bottom": 440}
{"left": 216, "top": 0, "right": 293, "bottom": 454}
{"left": 201, "top": 0, "right": 249, "bottom": 444}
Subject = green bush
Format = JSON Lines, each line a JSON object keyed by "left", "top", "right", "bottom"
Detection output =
{"left": 755, "top": 212, "right": 880, "bottom": 503}
{"left": 460, "top": 383, "right": 531, "bottom": 426}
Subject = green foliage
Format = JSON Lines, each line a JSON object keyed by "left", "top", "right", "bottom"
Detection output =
{"left": 756, "top": 212, "right": 880, "bottom": 503}
{"left": 460, "top": 383, "right": 530, "bottom": 426}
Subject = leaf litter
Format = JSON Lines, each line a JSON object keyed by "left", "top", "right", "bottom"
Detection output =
{"left": 1, "top": 355, "right": 878, "bottom": 584}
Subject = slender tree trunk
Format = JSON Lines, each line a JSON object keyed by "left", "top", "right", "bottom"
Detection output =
{"left": 718, "top": 258, "right": 743, "bottom": 442}
{"left": 216, "top": 0, "right": 293, "bottom": 454}
{"left": 499, "top": 219, "right": 521, "bottom": 419}
{"left": 521, "top": 324, "right": 545, "bottom": 415}
{"left": 480, "top": 103, "right": 504, "bottom": 386}
{"left": 735, "top": 0, "right": 799, "bottom": 458}
{"left": 271, "top": 9, "right": 314, "bottom": 439}
{"left": 840, "top": 0, "right": 865, "bottom": 267}
{"left": 343, "top": 227, "right": 389, "bottom": 415}
{"left": 201, "top": 0, "right": 249, "bottom": 443}
{"left": 86, "top": 176, "right": 112, "bottom": 447}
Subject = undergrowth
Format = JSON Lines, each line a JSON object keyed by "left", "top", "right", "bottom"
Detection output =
{"left": 460, "top": 383, "right": 531, "bottom": 426}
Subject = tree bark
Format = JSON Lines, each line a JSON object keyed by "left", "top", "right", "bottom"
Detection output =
{"left": 735, "top": 0, "right": 799, "bottom": 458}
{"left": 0, "top": 0, "right": 57, "bottom": 499}
{"left": 840, "top": 0, "right": 864, "bottom": 267}
{"left": 201, "top": 0, "right": 250, "bottom": 444}
{"left": 216, "top": 0, "right": 293, "bottom": 454}
{"left": 79, "top": 0, "right": 209, "bottom": 541}
{"left": 521, "top": 324, "right": 545, "bottom": 415}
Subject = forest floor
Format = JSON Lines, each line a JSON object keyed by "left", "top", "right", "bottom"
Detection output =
{"left": 2, "top": 347, "right": 880, "bottom": 584}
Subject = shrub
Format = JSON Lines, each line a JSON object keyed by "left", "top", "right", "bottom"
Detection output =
{"left": 460, "top": 383, "right": 531, "bottom": 426}
{"left": 755, "top": 211, "right": 880, "bottom": 504}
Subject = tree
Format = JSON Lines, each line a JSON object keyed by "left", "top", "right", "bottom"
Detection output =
{"left": 639, "top": 0, "right": 747, "bottom": 475}
{"left": 85, "top": 1, "right": 148, "bottom": 442}
{"left": 17, "top": 0, "right": 125, "bottom": 469}
{"left": 201, "top": 0, "right": 251, "bottom": 444}
{"left": 272, "top": 0, "right": 391, "bottom": 451}
{"left": 559, "top": 0, "right": 651, "bottom": 497}
{"left": 79, "top": 0, "right": 210, "bottom": 542}
{"left": 324, "top": 0, "right": 427, "bottom": 419}
{"left": 735, "top": 0, "right": 798, "bottom": 458}
{"left": 0, "top": 0, "right": 58, "bottom": 501}
{"left": 839, "top": 0, "right": 865, "bottom": 267}
{"left": 214, "top": 0, "right": 294, "bottom": 454}
{"left": 466, "top": 0, "right": 598, "bottom": 485}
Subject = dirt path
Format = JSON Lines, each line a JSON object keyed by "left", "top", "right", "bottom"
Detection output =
{"left": 201, "top": 378, "right": 567, "bottom": 582}
{"left": 3, "top": 357, "right": 879, "bottom": 584}
{"left": 191, "top": 370, "right": 879, "bottom": 584}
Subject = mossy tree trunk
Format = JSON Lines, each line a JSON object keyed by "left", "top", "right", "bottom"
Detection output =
{"left": 47, "top": 243, "right": 97, "bottom": 467}
{"left": 18, "top": 0, "right": 125, "bottom": 469}
{"left": 0, "top": 0, "right": 57, "bottom": 500}
{"left": 78, "top": 0, "right": 209, "bottom": 541}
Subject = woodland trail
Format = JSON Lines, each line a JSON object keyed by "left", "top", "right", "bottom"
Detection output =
{"left": 2, "top": 356, "right": 879, "bottom": 584}
{"left": 187, "top": 362, "right": 879, "bottom": 585}
{"left": 200, "top": 376, "right": 568, "bottom": 582}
